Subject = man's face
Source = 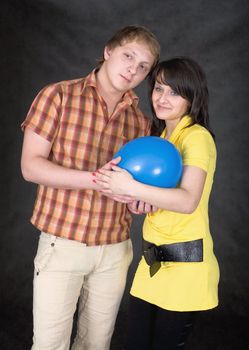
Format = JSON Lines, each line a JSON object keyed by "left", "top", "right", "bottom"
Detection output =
{"left": 103, "top": 40, "right": 155, "bottom": 93}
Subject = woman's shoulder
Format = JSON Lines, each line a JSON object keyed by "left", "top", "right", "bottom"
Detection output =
{"left": 180, "top": 123, "right": 214, "bottom": 145}
{"left": 185, "top": 123, "right": 211, "bottom": 135}
{"left": 178, "top": 123, "right": 216, "bottom": 161}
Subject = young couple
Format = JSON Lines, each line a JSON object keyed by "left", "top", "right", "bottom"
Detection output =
{"left": 21, "top": 25, "right": 219, "bottom": 350}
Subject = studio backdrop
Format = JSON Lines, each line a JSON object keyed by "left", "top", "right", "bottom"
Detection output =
{"left": 0, "top": 0, "right": 248, "bottom": 349}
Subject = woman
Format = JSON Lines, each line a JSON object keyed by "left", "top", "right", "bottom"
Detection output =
{"left": 95, "top": 57, "right": 219, "bottom": 349}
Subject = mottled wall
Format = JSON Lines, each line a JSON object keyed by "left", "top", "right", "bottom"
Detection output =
{"left": 0, "top": 0, "right": 248, "bottom": 348}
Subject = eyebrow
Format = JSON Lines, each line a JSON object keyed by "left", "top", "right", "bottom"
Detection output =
{"left": 125, "top": 49, "right": 151, "bottom": 65}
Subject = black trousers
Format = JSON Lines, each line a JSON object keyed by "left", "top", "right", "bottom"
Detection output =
{"left": 126, "top": 295, "right": 197, "bottom": 350}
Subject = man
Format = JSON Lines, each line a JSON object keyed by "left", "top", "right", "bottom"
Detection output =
{"left": 21, "top": 25, "right": 160, "bottom": 349}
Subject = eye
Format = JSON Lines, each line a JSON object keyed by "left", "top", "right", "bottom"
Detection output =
{"left": 169, "top": 89, "right": 179, "bottom": 96}
{"left": 124, "top": 53, "right": 133, "bottom": 60}
{"left": 154, "top": 86, "right": 163, "bottom": 92}
{"left": 138, "top": 64, "right": 148, "bottom": 72}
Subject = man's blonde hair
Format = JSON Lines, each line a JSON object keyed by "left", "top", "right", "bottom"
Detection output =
{"left": 98, "top": 25, "right": 160, "bottom": 69}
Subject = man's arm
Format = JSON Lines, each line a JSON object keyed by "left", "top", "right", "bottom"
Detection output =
{"left": 21, "top": 128, "right": 100, "bottom": 190}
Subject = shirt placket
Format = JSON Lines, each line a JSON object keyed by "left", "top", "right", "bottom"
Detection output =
{"left": 97, "top": 101, "right": 130, "bottom": 167}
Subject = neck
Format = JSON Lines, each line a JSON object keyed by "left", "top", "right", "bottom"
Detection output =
{"left": 165, "top": 122, "right": 176, "bottom": 139}
{"left": 165, "top": 115, "right": 187, "bottom": 139}
{"left": 96, "top": 66, "right": 124, "bottom": 109}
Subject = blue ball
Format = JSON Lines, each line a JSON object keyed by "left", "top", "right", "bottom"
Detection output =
{"left": 114, "top": 136, "right": 182, "bottom": 188}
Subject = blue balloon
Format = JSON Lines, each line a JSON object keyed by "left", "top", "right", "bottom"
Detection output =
{"left": 114, "top": 136, "right": 182, "bottom": 188}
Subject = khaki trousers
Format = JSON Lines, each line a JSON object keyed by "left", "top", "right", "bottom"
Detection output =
{"left": 32, "top": 232, "right": 133, "bottom": 350}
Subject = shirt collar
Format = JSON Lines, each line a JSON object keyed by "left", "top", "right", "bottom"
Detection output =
{"left": 161, "top": 115, "right": 192, "bottom": 143}
{"left": 83, "top": 68, "right": 98, "bottom": 89}
{"left": 82, "top": 69, "right": 139, "bottom": 107}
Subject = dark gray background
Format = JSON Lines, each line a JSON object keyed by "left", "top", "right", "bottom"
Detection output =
{"left": 1, "top": 0, "right": 248, "bottom": 349}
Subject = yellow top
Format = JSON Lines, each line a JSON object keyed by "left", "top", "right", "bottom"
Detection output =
{"left": 130, "top": 116, "right": 220, "bottom": 311}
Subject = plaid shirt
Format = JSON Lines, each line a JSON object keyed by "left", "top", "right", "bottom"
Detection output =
{"left": 22, "top": 70, "right": 151, "bottom": 245}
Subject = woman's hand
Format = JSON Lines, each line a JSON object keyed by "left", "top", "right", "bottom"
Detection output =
{"left": 95, "top": 164, "right": 136, "bottom": 197}
{"left": 93, "top": 157, "right": 133, "bottom": 203}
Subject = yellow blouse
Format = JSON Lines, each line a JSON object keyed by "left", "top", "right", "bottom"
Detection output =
{"left": 130, "top": 116, "right": 219, "bottom": 311}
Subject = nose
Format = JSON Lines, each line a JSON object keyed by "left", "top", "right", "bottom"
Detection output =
{"left": 158, "top": 92, "right": 168, "bottom": 104}
{"left": 128, "top": 63, "right": 137, "bottom": 75}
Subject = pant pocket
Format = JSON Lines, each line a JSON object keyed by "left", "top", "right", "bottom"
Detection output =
{"left": 34, "top": 233, "right": 57, "bottom": 275}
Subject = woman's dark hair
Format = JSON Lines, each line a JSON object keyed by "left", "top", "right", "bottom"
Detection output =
{"left": 149, "top": 57, "right": 215, "bottom": 139}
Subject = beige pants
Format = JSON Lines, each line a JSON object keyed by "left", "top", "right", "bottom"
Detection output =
{"left": 32, "top": 232, "right": 133, "bottom": 350}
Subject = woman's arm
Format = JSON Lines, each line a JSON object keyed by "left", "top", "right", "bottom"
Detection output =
{"left": 95, "top": 164, "right": 207, "bottom": 214}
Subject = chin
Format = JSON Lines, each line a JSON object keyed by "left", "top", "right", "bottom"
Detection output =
{"left": 156, "top": 114, "right": 168, "bottom": 120}
{"left": 117, "top": 85, "right": 129, "bottom": 93}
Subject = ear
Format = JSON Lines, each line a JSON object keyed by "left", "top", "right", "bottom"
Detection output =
{"left": 104, "top": 46, "right": 111, "bottom": 60}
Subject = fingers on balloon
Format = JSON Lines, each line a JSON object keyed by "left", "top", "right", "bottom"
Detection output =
{"left": 111, "top": 156, "right": 121, "bottom": 164}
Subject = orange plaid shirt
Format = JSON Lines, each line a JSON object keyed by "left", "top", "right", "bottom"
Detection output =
{"left": 22, "top": 70, "right": 151, "bottom": 245}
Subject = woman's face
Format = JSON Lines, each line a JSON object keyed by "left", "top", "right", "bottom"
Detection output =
{"left": 152, "top": 79, "right": 190, "bottom": 127}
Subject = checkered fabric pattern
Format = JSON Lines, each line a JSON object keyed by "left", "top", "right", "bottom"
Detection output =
{"left": 22, "top": 70, "right": 151, "bottom": 245}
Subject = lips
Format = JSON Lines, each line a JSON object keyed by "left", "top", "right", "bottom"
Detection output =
{"left": 156, "top": 104, "right": 171, "bottom": 111}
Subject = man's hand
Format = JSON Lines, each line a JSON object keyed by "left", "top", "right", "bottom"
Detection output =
{"left": 95, "top": 157, "right": 133, "bottom": 203}
{"left": 127, "top": 201, "right": 158, "bottom": 214}
{"left": 100, "top": 192, "right": 133, "bottom": 204}
{"left": 99, "top": 156, "right": 121, "bottom": 171}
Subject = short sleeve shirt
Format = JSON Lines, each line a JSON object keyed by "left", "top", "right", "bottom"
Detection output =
{"left": 22, "top": 70, "right": 151, "bottom": 245}
{"left": 143, "top": 115, "right": 217, "bottom": 244}
{"left": 131, "top": 116, "right": 219, "bottom": 311}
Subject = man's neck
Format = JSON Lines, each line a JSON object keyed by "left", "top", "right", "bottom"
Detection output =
{"left": 96, "top": 67, "right": 126, "bottom": 115}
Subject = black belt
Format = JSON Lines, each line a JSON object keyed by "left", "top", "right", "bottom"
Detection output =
{"left": 143, "top": 238, "right": 203, "bottom": 277}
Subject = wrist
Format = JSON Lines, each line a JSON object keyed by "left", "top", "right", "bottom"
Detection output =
{"left": 88, "top": 171, "right": 101, "bottom": 190}
{"left": 126, "top": 179, "right": 139, "bottom": 198}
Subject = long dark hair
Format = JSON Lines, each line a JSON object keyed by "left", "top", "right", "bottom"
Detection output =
{"left": 149, "top": 57, "right": 215, "bottom": 139}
